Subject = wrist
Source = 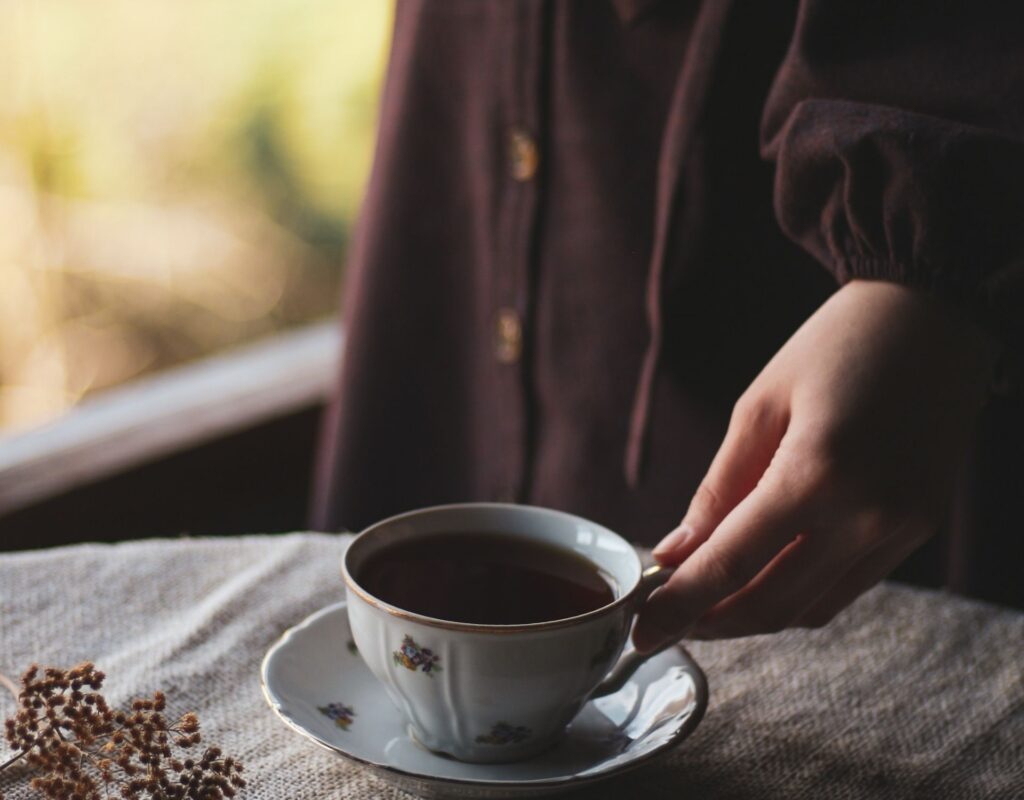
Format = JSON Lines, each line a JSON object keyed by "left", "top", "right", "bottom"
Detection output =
{"left": 841, "top": 279, "right": 1000, "bottom": 400}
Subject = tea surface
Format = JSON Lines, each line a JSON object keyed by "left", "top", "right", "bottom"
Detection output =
{"left": 357, "top": 532, "right": 616, "bottom": 624}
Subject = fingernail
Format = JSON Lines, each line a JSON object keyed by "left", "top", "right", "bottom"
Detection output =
{"left": 652, "top": 523, "right": 696, "bottom": 560}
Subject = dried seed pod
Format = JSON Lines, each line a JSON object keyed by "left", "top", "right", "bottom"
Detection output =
{"left": 1, "top": 664, "right": 244, "bottom": 799}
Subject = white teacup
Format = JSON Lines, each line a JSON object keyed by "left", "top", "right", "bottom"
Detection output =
{"left": 342, "top": 503, "right": 671, "bottom": 763}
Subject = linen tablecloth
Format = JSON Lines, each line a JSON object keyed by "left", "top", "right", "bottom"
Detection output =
{"left": 0, "top": 534, "right": 1021, "bottom": 799}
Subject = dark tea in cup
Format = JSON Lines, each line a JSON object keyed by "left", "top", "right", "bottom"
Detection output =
{"left": 357, "top": 531, "right": 617, "bottom": 625}
{"left": 343, "top": 503, "right": 669, "bottom": 763}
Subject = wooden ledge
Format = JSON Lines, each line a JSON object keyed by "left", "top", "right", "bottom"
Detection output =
{"left": 0, "top": 321, "right": 343, "bottom": 516}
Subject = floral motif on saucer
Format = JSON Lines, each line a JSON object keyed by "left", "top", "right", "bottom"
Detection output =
{"left": 261, "top": 602, "right": 708, "bottom": 799}
{"left": 318, "top": 702, "right": 355, "bottom": 730}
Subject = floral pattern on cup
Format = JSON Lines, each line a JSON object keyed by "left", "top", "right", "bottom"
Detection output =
{"left": 318, "top": 702, "right": 355, "bottom": 730}
{"left": 475, "top": 721, "right": 532, "bottom": 746}
{"left": 392, "top": 635, "right": 443, "bottom": 676}
{"left": 346, "top": 639, "right": 359, "bottom": 656}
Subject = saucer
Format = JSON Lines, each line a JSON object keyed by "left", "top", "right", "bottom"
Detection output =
{"left": 261, "top": 602, "right": 708, "bottom": 799}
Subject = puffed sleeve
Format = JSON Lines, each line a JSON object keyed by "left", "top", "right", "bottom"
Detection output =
{"left": 761, "top": 0, "right": 1024, "bottom": 376}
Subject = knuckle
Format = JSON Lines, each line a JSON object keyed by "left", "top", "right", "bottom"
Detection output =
{"left": 729, "top": 394, "right": 755, "bottom": 427}
{"left": 730, "top": 392, "right": 773, "bottom": 433}
{"left": 793, "top": 431, "right": 902, "bottom": 516}
{"left": 759, "top": 446, "right": 832, "bottom": 508}
{"left": 695, "top": 546, "right": 752, "bottom": 597}
{"left": 802, "top": 417, "right": 860, "bottom": 468}
{"left": 795, "top": 444, "right": 842, "bottom": 495}
{"left": 689, "top": 482, "right": 724, "bottom": 518}
{"left": 772, "top": 436, "right": 884, "bottom": 518}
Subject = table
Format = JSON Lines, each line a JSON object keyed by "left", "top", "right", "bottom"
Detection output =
{"left": 0, "top": 534, "right": 1021, "bottom": 799}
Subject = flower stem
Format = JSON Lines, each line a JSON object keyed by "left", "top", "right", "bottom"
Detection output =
{"left": 0, "top": 672, "right": 16, "bottom": 704}
{"left": 0, "top": 747, "right": 28, "bottom": 772}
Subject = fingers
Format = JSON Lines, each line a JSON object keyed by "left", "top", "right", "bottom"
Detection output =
{"left": 687, "top": 514, "right": 931, "bottom": 639}
{"left": 634, "top": 472, "right": 812, "bottom": 652}
{"left": 792, "top": 524, "right": 930, "bottom": 629}
{"left": 653, "top": 397, "right": 788, "bottom": 566}
{"left": 688, "top": 523, "right": 872, "bottom": 639}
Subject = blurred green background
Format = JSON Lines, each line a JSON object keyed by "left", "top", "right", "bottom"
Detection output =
{"left": 0, "top": 0, "right": 392, "bottom": 432}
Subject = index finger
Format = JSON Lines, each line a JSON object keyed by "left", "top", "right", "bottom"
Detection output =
{"left": 633, "top": 479, "right": 811, "bottom": 652}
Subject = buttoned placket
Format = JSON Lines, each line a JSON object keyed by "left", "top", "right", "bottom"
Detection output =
{"left": 490, "top": 1, "right": 546, "bottom": 503}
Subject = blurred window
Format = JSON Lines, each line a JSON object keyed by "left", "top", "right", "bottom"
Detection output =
{"left": 0, "top": 0, "right": 392, "bottom": 433}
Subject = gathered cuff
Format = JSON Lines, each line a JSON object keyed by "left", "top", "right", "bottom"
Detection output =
{"left": 763, "top": 98, "right": 1024, "bottom": 397}
{"left": 758, "top": 1, "right": 1024, "bottom": 399}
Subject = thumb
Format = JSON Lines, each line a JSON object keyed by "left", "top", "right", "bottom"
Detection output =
{"left": 653, "top": 396, "right": 787, "bottom": 565}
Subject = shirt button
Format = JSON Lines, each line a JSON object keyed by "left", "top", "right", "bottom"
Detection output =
{"left": 507, "top": 127, "right": 539, "bottom": 182}
{"left": 495, "top": 308, "right": 523, "bottom": 364}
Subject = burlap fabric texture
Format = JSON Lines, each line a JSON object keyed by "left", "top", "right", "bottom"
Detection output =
{"left": 1, "top": 534, "right": 1021, "bottom": 799}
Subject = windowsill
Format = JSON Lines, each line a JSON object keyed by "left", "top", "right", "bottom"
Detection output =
{"left": 0, "top": 321, "right": 343, "bottom": 517}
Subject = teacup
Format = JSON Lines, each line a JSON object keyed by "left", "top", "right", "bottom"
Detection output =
{"left": 341, "top": 503, "right": 671, "bottom": 763}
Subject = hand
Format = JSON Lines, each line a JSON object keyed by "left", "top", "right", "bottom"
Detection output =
{"left": 633, "top": 280, "right": 997, "bottom": 649}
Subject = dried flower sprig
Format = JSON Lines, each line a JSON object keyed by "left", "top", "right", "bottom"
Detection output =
{"left": 0, "top": 663, "right": 244, "bottom": 800}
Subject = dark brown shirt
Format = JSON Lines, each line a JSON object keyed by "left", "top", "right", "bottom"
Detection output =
{"left": 313, "top": 0, "right": 1024, "bottom": 608}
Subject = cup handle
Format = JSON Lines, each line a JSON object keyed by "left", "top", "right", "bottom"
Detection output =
{"left": 591, "top": 563, "right": 675, "bottom": 698}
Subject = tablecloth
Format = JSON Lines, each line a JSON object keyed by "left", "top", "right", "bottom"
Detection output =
{"left": 0, "top": 534, "right": 1021, "bottom": 799}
